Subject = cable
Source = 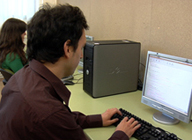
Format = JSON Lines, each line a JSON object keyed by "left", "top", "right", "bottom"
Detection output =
{"left": 72, "top": 73, "right": 83, "bottom": 84}
{"left": 73, "top": 73, "right": 83, "bottom": 77}
{"left": 74, "top": 77, "right": 83, "bottom": 84}
{"left": 140, "top": 62, "right": 145, "bottom": 68}
{"left": 137, "top": 79, "right": 143, "bottom": 91}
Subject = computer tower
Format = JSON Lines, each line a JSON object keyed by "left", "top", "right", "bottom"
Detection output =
{"left": 83, "top": 40, "right": 141, "bottom": 98}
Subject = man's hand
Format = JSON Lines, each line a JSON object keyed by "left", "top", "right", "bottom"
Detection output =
{"left": 101, "top": 108, "right": 122, "bottom": 126}
{"left": 116, "top": 117, "right": 141, "bottom": 138}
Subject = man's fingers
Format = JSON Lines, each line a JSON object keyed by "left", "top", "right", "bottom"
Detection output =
{"left": 122, "top": 117, "right": 129, "bottom": 122}
{"left": 111, "top": 118, "right": 119, "bottom": 123}
{"left": 116, "top": 109, "right": 122, "bottom": 116}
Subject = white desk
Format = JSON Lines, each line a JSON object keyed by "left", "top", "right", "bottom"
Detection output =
{"left": 67, "top": 78, "right": 192, "bottom": 140}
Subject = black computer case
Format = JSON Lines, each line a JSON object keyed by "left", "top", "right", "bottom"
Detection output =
{"left": 83, "top": 40, "right": 141, "bottom": 98}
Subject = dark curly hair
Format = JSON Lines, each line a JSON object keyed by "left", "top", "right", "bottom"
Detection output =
{"left": 0, "top": 18, "right": 27, "bottom": 65}
{"left": 27, "top": 3, "right": 89, "bottom": 63}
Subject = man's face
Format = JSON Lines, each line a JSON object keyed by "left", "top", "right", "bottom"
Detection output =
{"left": 69, "top": 29, "right": 86, "bottom": 75}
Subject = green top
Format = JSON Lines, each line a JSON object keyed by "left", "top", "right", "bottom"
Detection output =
{"left": 1, "top": 53, "right": 24, "bottom": 73}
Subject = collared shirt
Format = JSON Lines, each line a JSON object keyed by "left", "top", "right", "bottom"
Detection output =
{"left": 0, "top": 59, "right": 128, "bottom": 140}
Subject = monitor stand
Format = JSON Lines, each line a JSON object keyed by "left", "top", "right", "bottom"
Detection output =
{"left": 153, "top": 112, "right": 180, "bottom": 125}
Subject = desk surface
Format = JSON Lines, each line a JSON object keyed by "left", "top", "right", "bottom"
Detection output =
{"left": 67, "top": 74, "right": 192, "bottom": 140}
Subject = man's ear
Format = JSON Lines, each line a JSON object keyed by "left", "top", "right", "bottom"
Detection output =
{"left": 63, "top": 40, "right": 72, "bottom": 58}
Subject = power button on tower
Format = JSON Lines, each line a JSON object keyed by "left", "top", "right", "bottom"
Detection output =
{"left": 86, "top": 69, "right": 89, "bottom": 75}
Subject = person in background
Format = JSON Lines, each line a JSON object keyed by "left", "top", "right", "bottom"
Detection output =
{"left": 0, "top": 18, "right": 28, "bottom": 73}
{"left": 0, "top": 4, "right": 140, "bottom": 140}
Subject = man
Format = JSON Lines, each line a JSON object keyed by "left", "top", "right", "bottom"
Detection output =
{"left": 0, "top": 4, "right": 140, "bottom": 140}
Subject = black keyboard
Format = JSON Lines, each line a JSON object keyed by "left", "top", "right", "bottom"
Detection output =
{"left": 111, "top": 108, "right": 182, "bottom": 140}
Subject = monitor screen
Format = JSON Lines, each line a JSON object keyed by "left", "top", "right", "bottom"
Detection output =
{"left": 141, "top": 51, "right": 192, "bottom": 124}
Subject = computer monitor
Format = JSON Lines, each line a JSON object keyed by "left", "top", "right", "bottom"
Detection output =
{"left": 141, "top": 51, "right": 192, "bottom": 125}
